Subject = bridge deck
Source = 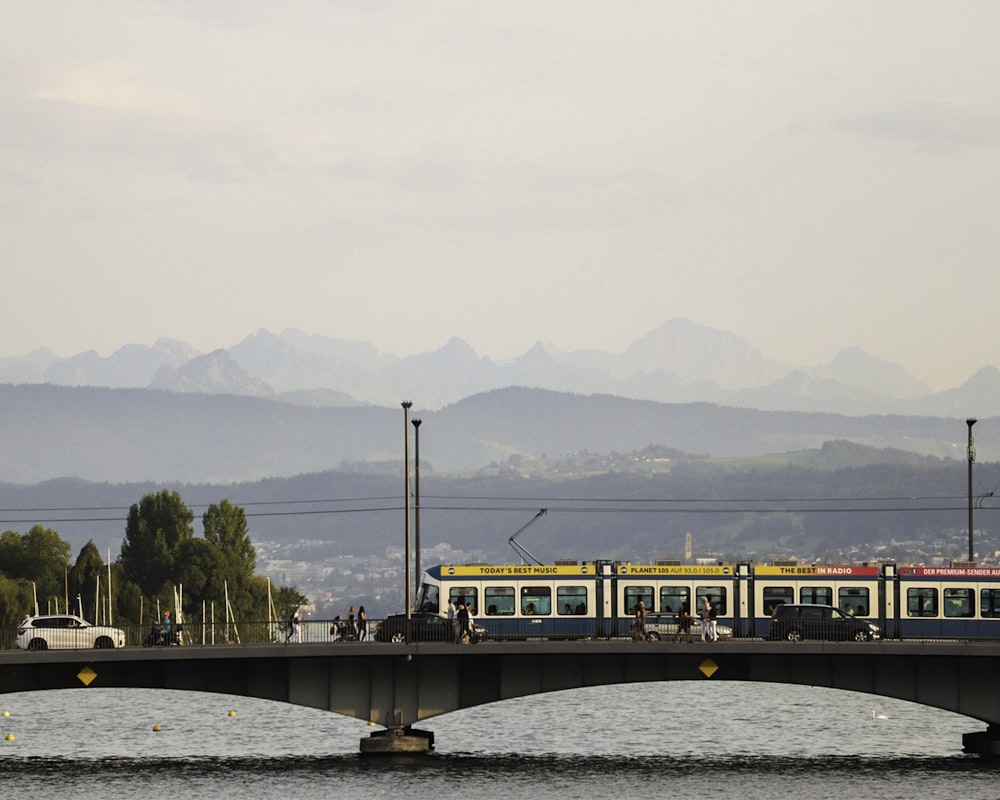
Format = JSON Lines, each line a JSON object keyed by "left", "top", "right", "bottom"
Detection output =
{"left": 2, "top": 639, "right": 998, "bottom": 748}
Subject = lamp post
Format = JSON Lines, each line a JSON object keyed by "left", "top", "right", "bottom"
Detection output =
{"left": 412, "top": 418, "right": 422, "bottom": 605}
{"left": 402, "top": 402, "right": 413, "bottom": 618}
{"left": 967, "top": 418, "right": 977, "bottom": 563}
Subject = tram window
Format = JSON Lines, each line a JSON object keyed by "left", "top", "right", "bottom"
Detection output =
{"left": 417, "top": 584, "right": 440, "bottom": 613}
{"left": 557, "top": 586, "right": 587, "bottom": 615}
{"left": 521, "top": 587, "right": 551, "bottom": 615}
{"left": 660, "top": 586, "right": 690, "bottom": 615}
{"left": 907, "top": 587, "right": 938, "bottom": 617}
{"left": 981, "top": 589, "right": 1000, "bottom": 618}
{"left": 944, "top": 587, "right": 975, "bottom": 618}
{"left": 449, "top": 587, "right": 478, "bottom": 615}
{"left": 625, "top": 586, "right": 653, "bottom": 615}
{"left": 763, "top": 586, "right": 794, "bottom": 616}
{"left": 696, "top": 586, "right": 726, "bottom": 616}
{"left": 838, "top": 587, "right": 870, "bottom": 617}
{"left": 800, "top": 586, "right": 832, "bottom": 605}
{"left": 485, "top": 586, "right": 515, "bottom": 616}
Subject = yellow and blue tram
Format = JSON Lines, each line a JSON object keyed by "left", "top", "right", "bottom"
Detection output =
{"left": 413, "top": 561, "right": 1000, "bottom": 639}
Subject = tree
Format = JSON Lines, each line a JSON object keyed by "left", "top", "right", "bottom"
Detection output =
{"left": 203, "top": 499, "right": 256, "bottom": 582}
{"left": 201, "top": 499, "right": 258, "bottom": 618}
{"left": 0, "top": 575, "right": 35, "bottom": 628}
{"left": 173, "top": 537, "right": 226, "bottom": 603}
{"left": 68, "top": 539, "right": 106, "bottom": 617}
{"left": 119, "top": 489, "right": 194, "bottom": 597}
{"left": 0, "top": 525, "right": 71, "bottom": 601}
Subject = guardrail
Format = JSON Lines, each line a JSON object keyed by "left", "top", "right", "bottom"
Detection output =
{"left": 1, "top": 619, "right": 377, "bottom": 650}
{"left": 5, "top": 616, "right": 994, "bottom": 650}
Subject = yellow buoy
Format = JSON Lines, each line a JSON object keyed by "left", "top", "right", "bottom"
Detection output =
{"left": 152, "top": 724, "right": 162, "bottom": 732}
{"left": 2, "top": 710, "right": 9, "bottom": 717}
{"left": 5, "top": 733, "right": 14, "bottom": 741}
{"left": 228, "top": 710, "right": 237, "bottom": 717}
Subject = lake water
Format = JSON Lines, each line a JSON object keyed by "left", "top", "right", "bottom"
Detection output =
{"left": 0, "top": 682, "right": 997, "bottom": 799}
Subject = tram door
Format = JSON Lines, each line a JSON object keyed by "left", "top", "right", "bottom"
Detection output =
{"left": 880, "top": 563, "right": 899, "bottom": 640}
{"left": 594, "top": 560, "right": 614, "bottom": 638}
{"left": 735, "top": 562, "right": 752, "bottom": 638}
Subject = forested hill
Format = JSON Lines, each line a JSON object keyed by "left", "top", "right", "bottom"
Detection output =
{"left": 0, "top": 383, "right": 987, "bottom": 485}
{"left": 1, "top": 443, "right": 995, "bottom": 570}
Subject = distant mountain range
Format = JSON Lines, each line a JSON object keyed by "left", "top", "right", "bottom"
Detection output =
{"left": 2, "top": 318, "right": 997, "bottom": 416}
{"left": 0, "top": 382, "right": 988, "bottom": 486}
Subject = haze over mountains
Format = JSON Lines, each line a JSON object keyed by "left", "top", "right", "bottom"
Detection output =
{"left": 0, "top": 319, "right": 995, "bottom": 489}
{"left": 2, "top": 318, "right": 996, "bottom": 569}
{"left": 1, "top": 319, "right": 997, "bottom": 417}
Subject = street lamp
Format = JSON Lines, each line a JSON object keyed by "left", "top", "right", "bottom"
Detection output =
{"left": 967, "top": 418, "right": 977, "bottom": 563}
{"left": 402, "top": 402, "right": 413, "bottom": 617}
{"left": 412, "top": 418, "right": 422, "bottom": 605}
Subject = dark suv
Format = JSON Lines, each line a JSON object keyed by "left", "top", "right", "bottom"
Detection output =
{"left": 374, "top": 612, "right": 487, "bottom": 643}
{"left": 768, "top": 603, "right": 879, "bottom": 642}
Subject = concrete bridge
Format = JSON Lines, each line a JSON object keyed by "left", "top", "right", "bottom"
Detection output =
{"left": 1, "top": 639, "right": 998, "bottom": 754}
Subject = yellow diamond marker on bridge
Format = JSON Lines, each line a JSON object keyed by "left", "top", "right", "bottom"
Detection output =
{"left": 699, "top": 658, "right": 719, "bottom": 678}
{"left": 77, "top": 666, "right": 97, "bottom": 687}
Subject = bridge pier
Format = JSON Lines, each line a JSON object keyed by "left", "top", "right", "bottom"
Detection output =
{"left": 963, "top": 724, "right": 1000, "bottom": 757}
{"left": 360, "top": 725, "right": 435, "bottom": 755}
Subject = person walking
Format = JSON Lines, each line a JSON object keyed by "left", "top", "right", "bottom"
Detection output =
{"left": 287, "top": 605, "right": 301, "bottom": 643}
{"left": 634, "top": 600, "right": 647, "bottom": 642}
{"left": 448, "top": 598, "right": 459, "bottom": 643}
{"left": 456, "top": 602, "right": 470, "bottom": 643}
{"left": 700, "top": 596, "right": 716, "bottom": 642}
{"left": 675, "top": 600, "right": 692, "bottom": 642}
{"left": 466, "top": 602, "right": 476, "bottom": 643}
{"left": 160, "top": 610, "right": 174, "bottom": 645}
{"left": 357, "top": 605, "right": 367, "bottom": 641}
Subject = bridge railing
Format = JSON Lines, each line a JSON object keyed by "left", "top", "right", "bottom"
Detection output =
{"left": 1, "top": 619, "right": 378, "bottom": 650}
{"left": 5, "top": 616, "right": 997, "bottom": 649}
{"left": 2, "top": 617, "right": 588, "bottom": 649}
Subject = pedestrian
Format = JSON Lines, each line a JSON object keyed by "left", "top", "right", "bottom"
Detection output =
{"left": 357, "top": 605, "right": 367, "bottom": 641}
{"left": 708, "top": 600, "right": 718, "bottom": 642}
{"left": 698, "top": 595, "right": 712, "bottom": 642}
{"left": 675, "top": 601, "right": 692, "bottom": 642}
{"left": 448, "top": 598, "right": 459, "bottom": 643}
{"left": 287, "top": 605, "right": 301, "bottom": 643}
{"left": 700, "top": 596, "right": 717, "bottom": 642}
{"left": 634, "top": 600, "right": 647, "bottom": 642}
{"left": 160, "top": 610, "right": 173, "bottom": 645}
{"left": 456, "top": 602, "right": 470, "bottom": 643}
{"left": 347, "top": 606, "right": 356, "bottom": 641}
{"left": 466, "top": 602, "right": 476, "bottom": 643}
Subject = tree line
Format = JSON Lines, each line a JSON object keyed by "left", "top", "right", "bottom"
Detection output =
{"left": 0, "top": 489, "right": 306, "bottom": 629}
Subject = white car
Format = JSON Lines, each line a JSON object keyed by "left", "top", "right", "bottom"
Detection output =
{"left": 16, "top": 614, "right": 126, "bottom": 651}
{"left": 642, "top": 612, "right": 733, "bottom": 641}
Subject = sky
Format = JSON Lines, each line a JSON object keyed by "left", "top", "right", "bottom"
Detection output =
{"left": 3, "top": 2, "right": 1000, "bottom": 391}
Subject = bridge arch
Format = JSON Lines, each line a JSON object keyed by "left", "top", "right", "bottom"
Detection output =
{"left": 1, "top": 640, "right": 997, "bottom": 753}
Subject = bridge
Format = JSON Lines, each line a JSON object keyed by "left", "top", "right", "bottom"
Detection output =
{"left": 2, "top": 639, "right": 999, "bottom": 754}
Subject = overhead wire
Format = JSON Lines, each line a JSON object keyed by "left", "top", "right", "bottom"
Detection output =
{"left": 0, "top": 493, "right": 991, "bottom": 525}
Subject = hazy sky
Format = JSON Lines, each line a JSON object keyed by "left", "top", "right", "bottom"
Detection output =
{"left": 3, "top": 2, "right": 1000, "bottom": 390}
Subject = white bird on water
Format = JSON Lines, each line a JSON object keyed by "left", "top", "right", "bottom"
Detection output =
{"left": 872, "top": 709, "right": 889, "bottom": 720}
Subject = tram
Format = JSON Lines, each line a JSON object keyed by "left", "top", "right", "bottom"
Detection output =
{"left": 413, "top": 561, "right": 1000, "bottom": 640}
